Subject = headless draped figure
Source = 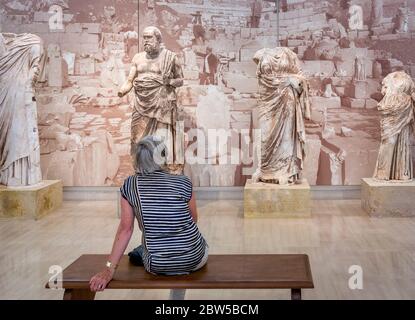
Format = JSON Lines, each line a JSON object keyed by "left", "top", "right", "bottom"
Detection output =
{"left": 0, "top": 33, "right": 46, "bottom": 186}
{"left": 374, "top": 71, "right": 415, "bottom": 181}
{"left": 252, "top": 47, "right": 311, "bottom": 185}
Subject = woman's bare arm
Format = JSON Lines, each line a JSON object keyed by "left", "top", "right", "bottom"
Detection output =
{"left": 106, "top": 197, "right": 135, "bottom": 266}
{"left": 188, "top": 191, "right": 198, "bottom": 223}
{"left": 89, "top": 197, "right": 135, "bottom": 291}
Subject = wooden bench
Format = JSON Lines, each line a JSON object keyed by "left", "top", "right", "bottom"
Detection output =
{"left": 46, "top": 254, "right": 314, "bottom": 300}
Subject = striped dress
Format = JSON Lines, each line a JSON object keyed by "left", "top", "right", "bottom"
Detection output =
{"left": 120, "top": 171, "right": 208, "bottom": 275}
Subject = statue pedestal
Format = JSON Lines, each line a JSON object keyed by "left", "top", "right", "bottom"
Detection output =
{"left": 244, "top": 179, "right": 311, "bottom": 218}
{"left": 0, "top": 180, "right": 63, "bottom": 219}
{"left": 361, "top": 178, "right": 415, "bottom": 217}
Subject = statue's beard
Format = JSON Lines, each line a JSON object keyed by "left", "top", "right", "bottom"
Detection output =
{"left": 144, "top": 43, "right": 160, "bottom": 55}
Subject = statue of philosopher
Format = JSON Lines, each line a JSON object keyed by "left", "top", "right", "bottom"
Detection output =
{"left": 118, "top": 26, "right": 184, "bottom": 173}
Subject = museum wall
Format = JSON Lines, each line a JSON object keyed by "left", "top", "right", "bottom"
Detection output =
{"left": 1, "top": 0, "right": 415, "bottom": 187}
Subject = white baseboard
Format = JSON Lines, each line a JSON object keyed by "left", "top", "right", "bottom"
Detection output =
{"left": 63, "top": 185, "right": 361, "bottom": 201}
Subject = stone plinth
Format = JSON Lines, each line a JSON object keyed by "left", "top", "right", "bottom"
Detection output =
{"left": 0, "top": 180, "right": 63, "bottom": 219}
{"left": 361, "top": 178, "right": 415, "bottom": 217}
{"left": 244, "top": 179, "right": 311, "bottom": 218}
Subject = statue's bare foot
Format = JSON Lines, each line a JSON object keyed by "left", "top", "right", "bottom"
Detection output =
{"left": 252, "top": 170, "right": 261, "bottom": 183}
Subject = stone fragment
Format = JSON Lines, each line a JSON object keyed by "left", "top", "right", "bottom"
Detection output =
{"left": 322, "top": 125, "right": 336, "bottom": 139}
{"left": 47, "top": 44, "right": 69, "bottom": 87}
{"left": 303, "top": 135, "right": 321, "bottom": 185}
{"left": 341, "top": 127, "right": 354, "bottom": 137}
{"left": 342, "top": 97, "right": 366, "bottom": 108}
{"left": 317, "top": 146, "right": 344, "bottom": 185}
{"left": 311, "top": 96, "right": 341, "bottom": 109}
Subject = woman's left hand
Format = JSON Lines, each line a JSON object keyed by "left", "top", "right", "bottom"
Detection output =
{"left": 89, "top": 268, "right": 115, "bottom": 292}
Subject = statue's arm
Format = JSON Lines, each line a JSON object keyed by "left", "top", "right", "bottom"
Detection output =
{"left": 118, "top": 60, "right": 137, "bottom": 97}
{"left": 301, "top": 80, "right": 311, "bottom": 120}
{"left": 167, "top": 56, "right": 184, "bottom": 88}
{"left": 30, "top": 62, "right": 41, "bottom": 85}
{"left": 29, "top": 45, "right": 43, "bottom": 86}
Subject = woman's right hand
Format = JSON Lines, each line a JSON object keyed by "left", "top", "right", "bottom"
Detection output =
{"left": 89, "top": 268, "right": 115, "bottom": 292}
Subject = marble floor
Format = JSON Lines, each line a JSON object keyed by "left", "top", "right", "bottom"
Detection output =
{"left": 1, "top": 199, "right": 415, "bottom": 300}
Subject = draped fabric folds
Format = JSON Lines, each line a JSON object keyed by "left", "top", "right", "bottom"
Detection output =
{"left": 374, "top": 71, "right": 415, "bottom": 181}
{"left": 253, "top": 47, "right": 311, "bottom": 184}
{"left": 132, "top": 48, "right": 176, "bottom": 125}
{"left": 130, "top": 48, "right": 183, "bottom": 171}
{"left": 0, "top": 33, "right": 46, "bottom": 186}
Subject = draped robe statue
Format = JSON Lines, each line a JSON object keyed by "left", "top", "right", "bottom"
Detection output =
{"left": 0, "top": 33, "right": 46, "bottom": 186}
{"left": 118, "top": 26, "right": 184, "bottom": 173}
{"left": 371, "top": 0, "right": 384, "bottom": 27}
{"left": 374, "top": 71, "right": 415, "bottom": 181}
{"left": 252, "top": 47, "right": 311, "bottom": 185}
{"left": 354, "top": 56, "right": 366, "bottom": 81}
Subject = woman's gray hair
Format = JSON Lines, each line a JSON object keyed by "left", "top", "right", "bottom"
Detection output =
{"left": 134, "top": 135, "right": 167, "bottom": 174}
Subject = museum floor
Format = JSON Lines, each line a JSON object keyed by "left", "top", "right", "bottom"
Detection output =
{"left": 1, "top": 199, "right": 415, "bottom": 300}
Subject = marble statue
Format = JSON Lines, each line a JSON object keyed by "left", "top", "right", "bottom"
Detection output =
{"left": 354, "top": 56, "right": 366, "bottom": 81}
{"left": 323, "top": 83, "right": 337, "bottom": 98}
{"left": 349, "top": 4, "right": 364, "bottom": 30}
{"left": 0, "top": 33, "right": 46, "bottom": 186}
{"left": 371, "top": 0, "right": 384, "bottom": 27}
{"left": 374, "top": 71, "right": 415, "bottom": 181}
{"left": 118, "top": 26, "right": 184, "bottom": 173}
{"left": 252, "top": 47, "right": 311, "bottom": 185}
{"left": 395, "top": 6, "right": 409, "bottom": 33}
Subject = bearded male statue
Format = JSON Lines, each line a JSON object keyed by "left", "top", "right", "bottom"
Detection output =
{"left": 118, "top": 26, "right": 184, "bottom": 173}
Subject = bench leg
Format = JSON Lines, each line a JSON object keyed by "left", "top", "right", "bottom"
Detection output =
{"left": 63, "top": 289, "right": 96, "bottom": 300}
{"left": 169, "top": 289, "right": 186, "bottom": 300}
{"left": 291, "top": 289, "right": 301, "bottom": 300}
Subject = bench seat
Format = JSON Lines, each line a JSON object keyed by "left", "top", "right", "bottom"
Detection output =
{"left": 46, "top": 254, "right": 314, "bottom": 300}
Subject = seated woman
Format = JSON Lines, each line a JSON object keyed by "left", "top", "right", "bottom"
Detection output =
{"left": 90, "top": 136, "right": 208, "bottom": 292}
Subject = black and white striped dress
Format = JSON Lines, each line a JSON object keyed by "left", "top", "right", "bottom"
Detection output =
{"left": 120, "top": 171, "right": 208, "bottom": 275}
